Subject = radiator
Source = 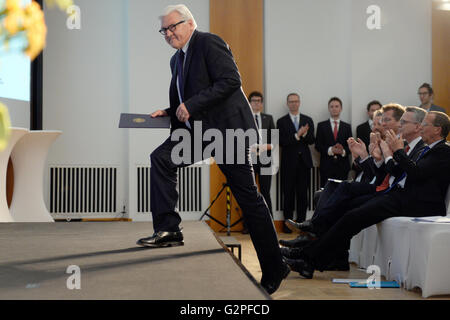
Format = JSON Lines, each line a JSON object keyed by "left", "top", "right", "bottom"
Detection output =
{"left": 136, "top": 165, "right": 203, "bottom": 213}
{"left": 275, "top": 167, "right": 321, "bottom": 211}
{"left": 49, "top": 166, "right": 117, "bottom": 214}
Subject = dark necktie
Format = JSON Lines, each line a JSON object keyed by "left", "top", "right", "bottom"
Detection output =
{"left": 255, "top": 114, "right": 259, "bottom": 128}
{"left": 376, "top": 145, "right": 410, "bottom": 192}
{"left": 177, "top": 50, "right": 185, "bottom": 101}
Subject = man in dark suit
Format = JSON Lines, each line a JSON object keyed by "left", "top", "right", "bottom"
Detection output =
{"left": 136, "top": 5, "right": 289, "bottom": 294}
{"left": 248, "top": 91, "right": 276, "bottom": 219}
{"left": 356, "top": 100, "right": 382, "bottom": 149}
{"left": 284, "top": 111, "right": 450, "bottom": 279}
{"left": 315, "top": 97, "right": 353, "bottom": 187}
{"left": 418, "top": 83, "right": 447, "bottom": 114}
{"left": 277, "top": 93, "right": 315, "bottom": 232}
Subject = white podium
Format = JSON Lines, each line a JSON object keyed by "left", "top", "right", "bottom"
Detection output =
{"left": 0, "top": 128, "right": 29, "bottom": 222}
{"left": 9, "top": 130, "right": 62, "bottom": 222}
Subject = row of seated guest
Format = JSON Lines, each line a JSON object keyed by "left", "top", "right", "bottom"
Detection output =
{"left": 280, "top": 107, "right": 450, "bottom": 278}
{"left": 246, "top": 81, "right": 447, "bottom": 234}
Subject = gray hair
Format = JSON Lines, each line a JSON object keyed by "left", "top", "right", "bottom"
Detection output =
{"left": 405, "top": 106, "right": 426, "bottom": 124}
{"left": 159, "top": 4, "right": 197, "bottom": 29}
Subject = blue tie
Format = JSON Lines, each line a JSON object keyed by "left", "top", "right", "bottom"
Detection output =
{"left": 293, "top": 116, "right": 299, "bottom": 131}
{"left": 417, "top": 146, "right": 431, "bottom": 161}
{"left": 177, "top": 50, "right": 185, "bottom": 102}
{"left": 384, "top": 146, "right": 431, "bottom": 194}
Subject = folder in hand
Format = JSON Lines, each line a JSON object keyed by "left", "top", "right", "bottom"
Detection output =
{"left": 119, "top": 113, "right": 170, "bottom": 129}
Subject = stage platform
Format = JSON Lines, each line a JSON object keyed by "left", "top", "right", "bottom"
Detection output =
{"left": 0, "top": 221, "right": 268, "bottom": 300}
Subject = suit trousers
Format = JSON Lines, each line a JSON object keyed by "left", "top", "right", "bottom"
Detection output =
{"left": 282, "top": 155, "right": 310, "bottom": 222}
{"left": 311, "top": 181, "right": 376, "bottom": 235}
{"left": 303, "top": 189, "right": 404, "bottom": 270}
{"left": 150, "top": 137, "right": 284, "bottom": 281}
{"left": 253, "top": 163, "right": 273, "bottom": 218}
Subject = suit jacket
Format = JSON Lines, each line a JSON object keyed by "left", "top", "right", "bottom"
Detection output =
{"left": 393, "top": 140, "right": 450, "bottom": 214}
{"left": 315, "top": 120, "right": 352, "bottom": 178}
{"left": 255, "top": 112, "right": 275, "bottom": 168}
{"left": 277, "top": 113, "right": 315, "bottom": 169}
{"left": 359, "top": 139, "right": 426, "bottom": 186}
{"left": 356, "top": 121, "right": 371, "bottom": 150}
{"left": 165, "top": 30, "right": 257, "bottom": 135}
{"left": 429, "top": 105, "right": 447, "bottom": 114}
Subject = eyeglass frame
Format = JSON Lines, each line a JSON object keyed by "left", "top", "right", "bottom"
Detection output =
{"left": 159, "top": 20, "right": 186, "bottom": 36}
{"left": 400, "top": 119, "right": 419, "bottom": 125}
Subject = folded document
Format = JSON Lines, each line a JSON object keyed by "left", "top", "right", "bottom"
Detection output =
{"left": 119, "top": 113, "right": 170, "bottom": 128}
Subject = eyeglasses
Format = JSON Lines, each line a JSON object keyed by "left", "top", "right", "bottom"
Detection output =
{"left": 250, "top": 99, "right": 263, "bottom": 103}
{"left": 418, "top": 91, "right": 429, "bottom": 96}
{"left": 400, "top": 119, "right": 418, "bottom": 125}
{"left": 421, "top": 121, "right": 436, "bottom": 127}
{"left": 159, "top": 20, "right": 185, "bottom": 36}
{"left": 287, "top": 100, "right": 300, "bottom": 104}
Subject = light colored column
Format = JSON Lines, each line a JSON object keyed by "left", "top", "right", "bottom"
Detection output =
{"left": 0, "top": 128, "right": 29, "bottom": 222}
{"left": 9, "top": 131, "right": 62, "bottom": 222}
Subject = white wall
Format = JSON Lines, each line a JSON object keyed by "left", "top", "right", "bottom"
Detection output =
{"left": 43, "top": 0, "right": 129, "bottom": 218}
{"left": 265, "top": 0, "right": 353, "bottom": 125}
{"left": 265, "top": 0, "right": 432, "bottom": 133}
{"left": 350, "top": 0, "right": 432, "bottom": 130}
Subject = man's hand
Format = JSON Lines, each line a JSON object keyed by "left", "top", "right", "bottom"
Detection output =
{"left": 332, "top": 143, "right": 344, "bottom": 155}
{"left": 297, "top": 123, "right": 309, "bottom": 137}
{"left": 348, "top": 137, "right": 369, "bottom": 159}
{"left": 176, "top": 103, "right": 190, "bottom": 123}
{"left": 370, "top": 132, "right": 381, "bottom": 145}
{"left": 380, "top": 140, "right": 393, "bottom": 158}
{"left": 151, "top": 109, "right": 168, "bottom": 118}
{"left": 385, "top": 130, "right": 404, "bottom": 152}
{"left": 369, "top": 137, "right": 383, "bottom": 161}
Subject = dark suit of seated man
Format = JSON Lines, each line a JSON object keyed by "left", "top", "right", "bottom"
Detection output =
{"left": 136, "top": 5, "right": 288, "bottom": 294}
{"left": 284, "top": 111, "right": 450, "bottom": 279}
{"left": 281, "top": 106, "right": 427, "bottom": 269}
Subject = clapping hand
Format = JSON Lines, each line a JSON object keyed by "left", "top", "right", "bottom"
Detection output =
{"left": 332, "top": 143, "right": 344, "bottom": 155}
{"left": 385, "top": 129, "right": 404, "bottom": 153}
{"left": 348, "top": 137, "right": 368, "bottom": 159}
{"left": 297, "top": 123, "right": 309, "bottom": 137}
{"left": 379, "top": 140, "right": 393, "bottom": 158}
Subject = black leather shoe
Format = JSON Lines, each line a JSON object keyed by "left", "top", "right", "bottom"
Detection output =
{"left": 325, "top": 258, "right": 350, "bottom": 271}
{"left": 137, "top": 231, "right": 184, "bottom": 248}
{"left": 282, "top": 224, "right": 292, "bottom": 234}
{"left": 280, "top": 246, "right": 304, "bottom": 259}
{"left": 261, "top": 262, "right": 291, "bottom": 295}
{"left": 284, "top": 257, "right": 314, "bottom": 279}
{"left": 286, "top": 219, "right": 316, "bottom": 236}
{"left": 279, "top": 234, "right": 315, "bottom": 248}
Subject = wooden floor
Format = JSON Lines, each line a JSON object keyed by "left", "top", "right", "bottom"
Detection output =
{"left": 216, "top": 231, "right": 450, "bottom": 300}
